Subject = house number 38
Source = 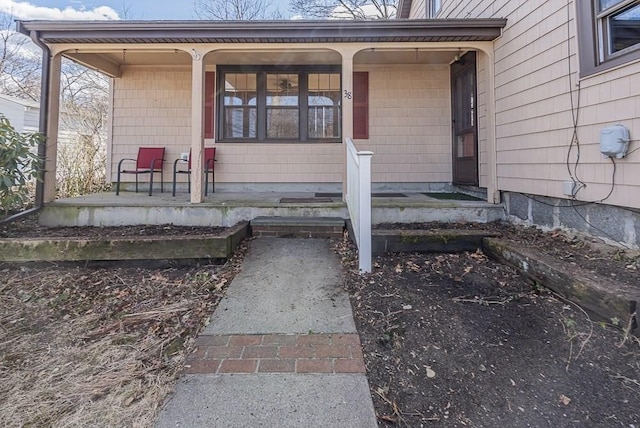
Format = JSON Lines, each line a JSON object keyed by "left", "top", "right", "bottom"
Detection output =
{"left": 344, "top": 90, "right": 352, "bottom": 99}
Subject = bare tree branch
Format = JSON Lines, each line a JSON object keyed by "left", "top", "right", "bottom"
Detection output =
{"left": 290, "top": 0, "right": 397, "bottom": 19}
{"left": 1, "top": 11, "right": 111, "bottom": 197}
{"left": 193, "top": 0, "right": 281, "bottom": 20}
{"left": 1, "top": 13, "right": 41, "bottom": 100}
{"left": 118, "top": 2, "right": 136, "bottom": 20}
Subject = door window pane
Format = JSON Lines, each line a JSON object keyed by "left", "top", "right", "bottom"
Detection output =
{"left": 456, "top": 133, "right": 475, "bottom": 158}
{"left": 454, "top": 72, "right": 474, "bottom": 131}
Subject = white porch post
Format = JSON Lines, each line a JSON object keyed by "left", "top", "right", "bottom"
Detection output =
{"left": 341, "top": 50, "right": 355, "bottom": 198}
{"left": 43, "top": 53, "right": 62, "bottom": 203}
{"left": 190, "top": 50, "right": 205, "bottom": 203}
{"left": 484, "top": 49, "right": 500, "bottom": 204}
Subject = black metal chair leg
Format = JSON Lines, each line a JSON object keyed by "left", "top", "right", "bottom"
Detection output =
{"left": 149, "top": 170, "right": 154, "bottom": 196}
{"left": 172, "top": 168, "right": 177, "bottom": 197}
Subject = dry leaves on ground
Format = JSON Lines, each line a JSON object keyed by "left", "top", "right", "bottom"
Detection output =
{"left": 0, "top": 243, "right": 246, "bottom": 427}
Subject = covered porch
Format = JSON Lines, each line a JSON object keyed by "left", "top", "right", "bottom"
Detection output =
{"left": 17, "top": 18, "right": 507, "bottom": 217}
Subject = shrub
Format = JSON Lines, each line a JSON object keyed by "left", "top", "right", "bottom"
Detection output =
{"left": 57, "top": 133, "right": 109, "bottom": 198}
{"left": 0, "top": 114, "right": 42, "bottom": 218}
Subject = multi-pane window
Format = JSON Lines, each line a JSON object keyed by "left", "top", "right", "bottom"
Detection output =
{"left": 222, "top": 73, "right": 257, "bottom": 139}
{"left": 219, "top": 67, "right": 341, "bottom": 142}
{"left": 577, "top": 0, "right": 640, "bottom": 75}
{"left": 308, "top": 73, "right": 341, "bottom": 139}
{"left": 597, "top": 0, "right": 640, "bottom": 60}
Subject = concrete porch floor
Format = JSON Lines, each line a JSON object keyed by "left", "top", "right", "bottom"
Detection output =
{"left": 38, "top": 191, "right": 505, "bottom": 227}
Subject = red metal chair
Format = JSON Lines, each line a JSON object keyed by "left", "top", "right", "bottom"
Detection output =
{"left": 172, "top": 147, "right": 217, "bottom": 196}
{"left": 115, "top": 147, "right": 165, "bottom": 196}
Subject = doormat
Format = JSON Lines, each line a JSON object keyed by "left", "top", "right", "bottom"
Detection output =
{"left": 315, "top": 193, "right": 342, "bottom": 198}
{"left": 279, "top": 197, "right": 334, "bottom": 203}
{"left": 423, "top": 192, "right": 483, "bottom": 201}
{"left": 372, "top": 193, "right": 407, "bottom": 198}
{"left": 314, "top": 192, "right": 407, "bottom": 198}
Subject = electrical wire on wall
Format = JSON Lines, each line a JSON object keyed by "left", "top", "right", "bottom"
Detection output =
{"left": 565, "top": 0, "right": 586, "bottom": 198}
{"left": 564, "top": 0, "right": 627, "bottom": 245}
{"left": 517, "top": 0, "right": 634, "bottom": 249}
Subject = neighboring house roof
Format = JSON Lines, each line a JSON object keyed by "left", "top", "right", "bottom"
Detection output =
{"left": 0, "top": 93, "right": 40, "bottom": 110}
{"left": 0, "top": 94, "right": 40, "bottom": 133}
{"left": 397, "top": 0, "right": 413, "bottom": 19}
{"left": 17, "top": 19, "right": 506, "bottom": 44}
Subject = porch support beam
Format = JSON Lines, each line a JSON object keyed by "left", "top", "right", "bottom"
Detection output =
{"left": 190, "top": 49, "right": 205, "bottom": 203}
{"left": 483, "top": 48, "right": 500, "bottom": 204}
{"left": 341, "top": 48, "right": 357, "bottom": 199}
{"left": 44, "top": 53, "right": 62, "bottom": 203}
{"left": 65, "top": 52, "right": 121, "bottom": 78}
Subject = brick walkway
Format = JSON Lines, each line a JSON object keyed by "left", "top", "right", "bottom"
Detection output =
{"left": 185, "top": 333, "right": 365, "bottom": 375}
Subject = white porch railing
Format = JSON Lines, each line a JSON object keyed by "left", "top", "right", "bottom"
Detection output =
{"left": 345, "top": 138, "right": 373, "bottom": 273}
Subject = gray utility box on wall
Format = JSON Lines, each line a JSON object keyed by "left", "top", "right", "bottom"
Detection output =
{"left": 600, "top": 124, "right": 630, "bottom": 159}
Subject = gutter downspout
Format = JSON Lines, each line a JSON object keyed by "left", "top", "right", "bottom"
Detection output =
{"left": 1, "top": 27, "right": 50, "bottom": 225}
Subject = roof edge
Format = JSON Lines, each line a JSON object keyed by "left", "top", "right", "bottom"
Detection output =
{"left": 17, "top": 18, "right": 507, "bottom": 46}
{"left": 16, "top": 18, "right": 507, "bottom": 33}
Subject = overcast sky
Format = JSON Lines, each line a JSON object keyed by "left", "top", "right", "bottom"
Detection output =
{"left": 0, "top": 0, "right": 291, "bottom": 20}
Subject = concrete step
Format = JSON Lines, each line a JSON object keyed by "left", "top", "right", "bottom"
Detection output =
{"left": 250, "top": 216, "right": 345, "bottom": 239}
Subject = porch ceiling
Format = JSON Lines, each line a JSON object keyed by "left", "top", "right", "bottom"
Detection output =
{"left": 17, "top": 19, "right": 506, "bottom": 45}
{"left": 63, "top": 49, "right": 461, "bottom": 68}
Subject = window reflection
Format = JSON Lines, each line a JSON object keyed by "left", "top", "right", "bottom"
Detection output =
{"left": 308, "top": 73, "right": 341, "bottom": 139}
{"left": 600, "top": 0, "right": 624, "bottom": 12}
{"left": 223, "top": 73, "right": 257, "bottom": 138}
{"left": 609, "top": 4, "right": 640, "bottom": 54}
{"left": 266, "top": 73, "right": 299, "bottom": 139}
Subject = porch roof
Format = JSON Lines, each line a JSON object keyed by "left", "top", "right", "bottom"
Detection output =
{"left": 17, "top": 19, "right": 506, "bottom": 44}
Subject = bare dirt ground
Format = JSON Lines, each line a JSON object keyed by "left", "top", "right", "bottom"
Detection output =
{"left": 1, "top": 218, "right": 639, "bottom": 427}
{"left": 340, "top": 223, "right": 640, "bottom": 427}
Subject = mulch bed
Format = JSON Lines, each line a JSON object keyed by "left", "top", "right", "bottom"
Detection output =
{"left": 375, "top": 222, "right": 639, "bottom": 288}
{"left": 0, "top": 217, "right": 226, "bottom": 239}
{"left": 341, "top": 223, "right": 639, "bottom": 426}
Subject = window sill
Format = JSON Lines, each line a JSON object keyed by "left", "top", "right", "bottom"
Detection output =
{"left": 580, "top": 49, "right": 640, "bottom": 78}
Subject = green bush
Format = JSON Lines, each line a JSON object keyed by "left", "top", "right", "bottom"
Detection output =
{"left": 0, "top": 114, "right": 43, "bottom": 217}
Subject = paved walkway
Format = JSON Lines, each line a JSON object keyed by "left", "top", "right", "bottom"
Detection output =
{"left": 156, "top": 238, "right": 378, "bottom": 427}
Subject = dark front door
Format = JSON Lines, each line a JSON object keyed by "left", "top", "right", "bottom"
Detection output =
{"left": 451, "top": 51, "right": 478, "bottom": 186}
